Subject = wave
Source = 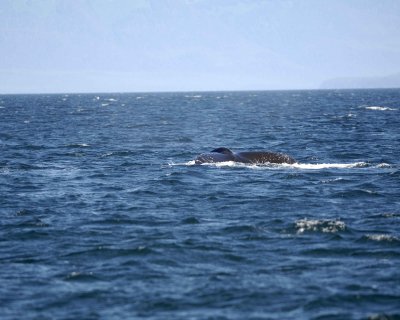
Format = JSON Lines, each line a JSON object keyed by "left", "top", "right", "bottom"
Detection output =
{"left": 65, "top": 143, "right": 90, "bottom": 148}
{"left": 364, "top": 234, "right": 399, "bottom": 242}
{"left": 364, "top": 106, "right": 397, "bottom": 111}
{"left": 175, "top": 160, "right": 381, "bottom": 170}
{"left": 295, "top": 218, "right": 346, "bottom": 233}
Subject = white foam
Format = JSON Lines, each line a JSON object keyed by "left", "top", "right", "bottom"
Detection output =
{"left": 295, "top": 219, "right": 346, "bottom": 233}
{"left": 376, "top": 163, "right": 391, "bottom": 168}
{"left": 101, "top": 103, "right": 109, "bottom": 107}
{"left": 204, "top": 161, "right": 367, "bottom": 169}
{"left": 382, "top": 213, "right": 400, "bottom": 218}
{"left": 366, "top": 234, "right": 399, "bottom": 242}
{"left": 291, "top": 162, "right": 368, "bottom": 169}
{"left": 207, "top": 161, "right": 242, "bottom": 167}
{"left": 170, "top": 160, "right": 244, "bottom": 167}
{"left": 183, "top": 160, "right": 196, "bottom": 165}
{"left": 185, "top": 161, "right": 270, "bottom": 169}
{"left": 40, "top": 166, "right": 81, "bottom": 179}
{"left": 101, "top": 152, "right": 114, "bottom": 157}
{"left": 365, "top": 106, "right": 397, "bottom": 111}
{"left": 321, "top": 177, "right": 345, "bottom": 183}
{"left": 174, "top": 161, "right": 371, "bottom": 170}
{"left": 0, "top": 167, "right": 10, "bottom": 175}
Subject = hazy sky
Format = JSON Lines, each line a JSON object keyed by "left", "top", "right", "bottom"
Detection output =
{"left": 1, "top": 0, "right": 400, "bottom": 93}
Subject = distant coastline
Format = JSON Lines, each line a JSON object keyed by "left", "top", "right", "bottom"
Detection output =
{"left": 320, "top": 72, "right": 400, "bottom": 90}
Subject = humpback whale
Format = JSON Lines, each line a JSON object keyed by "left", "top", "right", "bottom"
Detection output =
{"left": 195, "top": 147, "right": 296, "bottom": 165}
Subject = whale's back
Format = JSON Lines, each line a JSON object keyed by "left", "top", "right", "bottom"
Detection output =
{"left": 236, "top": 151, "right": 296, "bottom": 164}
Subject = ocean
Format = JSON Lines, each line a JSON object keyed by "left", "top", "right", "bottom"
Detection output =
{"left": 0, "top": 89, "right": 399, "bottom": 319}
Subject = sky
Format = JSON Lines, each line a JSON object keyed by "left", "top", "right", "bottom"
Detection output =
{"left": 1, "top": 0, "right": 400, "bottom": 93}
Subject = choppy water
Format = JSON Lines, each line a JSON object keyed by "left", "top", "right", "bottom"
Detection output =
{"left": 0, "top": 90, "right": 399, "bottom": 319}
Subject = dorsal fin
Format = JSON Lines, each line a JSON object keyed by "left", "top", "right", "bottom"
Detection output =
{"left": 211, "top": 147, "right": 233, "bottom": 155}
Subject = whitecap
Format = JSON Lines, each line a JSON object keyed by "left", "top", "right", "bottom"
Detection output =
{"left": 71, "top": 143, "right": 90, "bottom": 148}
{"left": 101, "top": 103, "right": 109, "bottom": 107}
{"left": 321, "top": 177, "right": 345, "bottom": 183}
{"left": 365, "top": 106, "right": 397, "bottom": 111}
{"left": 106, "top": 98, "right": 117, "bottom": 102}
{"left": 0, "top": 167, "right": 10, "bottom": 175}
{"left": 376, "top": 163, "right": 391, "bottom": 168}
{"left": 66, "top": 271, "right": 94, "bottom": 279}
{"left": 41, "top": 166, "right": 81, "bottom": 179}
{"left": 101, "top": 152, "right": 114, "bottom": 157}
{"left": 295, "top": 218, "right": 346, "bottom": 233}
{"left": 365, "top": 234, "right": 399, "bottom": 242}
{"left": 382, "top": 213, "right": 400, "bottom": 218}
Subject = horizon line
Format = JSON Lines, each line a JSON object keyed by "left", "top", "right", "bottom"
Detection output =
{"left": 1, "top": 87, "right": 399, "bottom": 96}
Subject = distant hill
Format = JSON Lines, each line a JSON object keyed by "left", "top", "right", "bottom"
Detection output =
{"left": 320, "top": 72, "right": 400, "bottom": 89}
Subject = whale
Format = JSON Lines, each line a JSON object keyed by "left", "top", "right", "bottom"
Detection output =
{"left": 195, "top": 147, "right": 296, "bottom": 165}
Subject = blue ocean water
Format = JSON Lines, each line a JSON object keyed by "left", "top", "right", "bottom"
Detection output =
{"left": 0, "top": 89, "right": 399, "bottom": 319}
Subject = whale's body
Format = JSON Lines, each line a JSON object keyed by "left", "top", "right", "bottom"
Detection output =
{"left": 195, "top": 147, "right": 296, "bottom": 165}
